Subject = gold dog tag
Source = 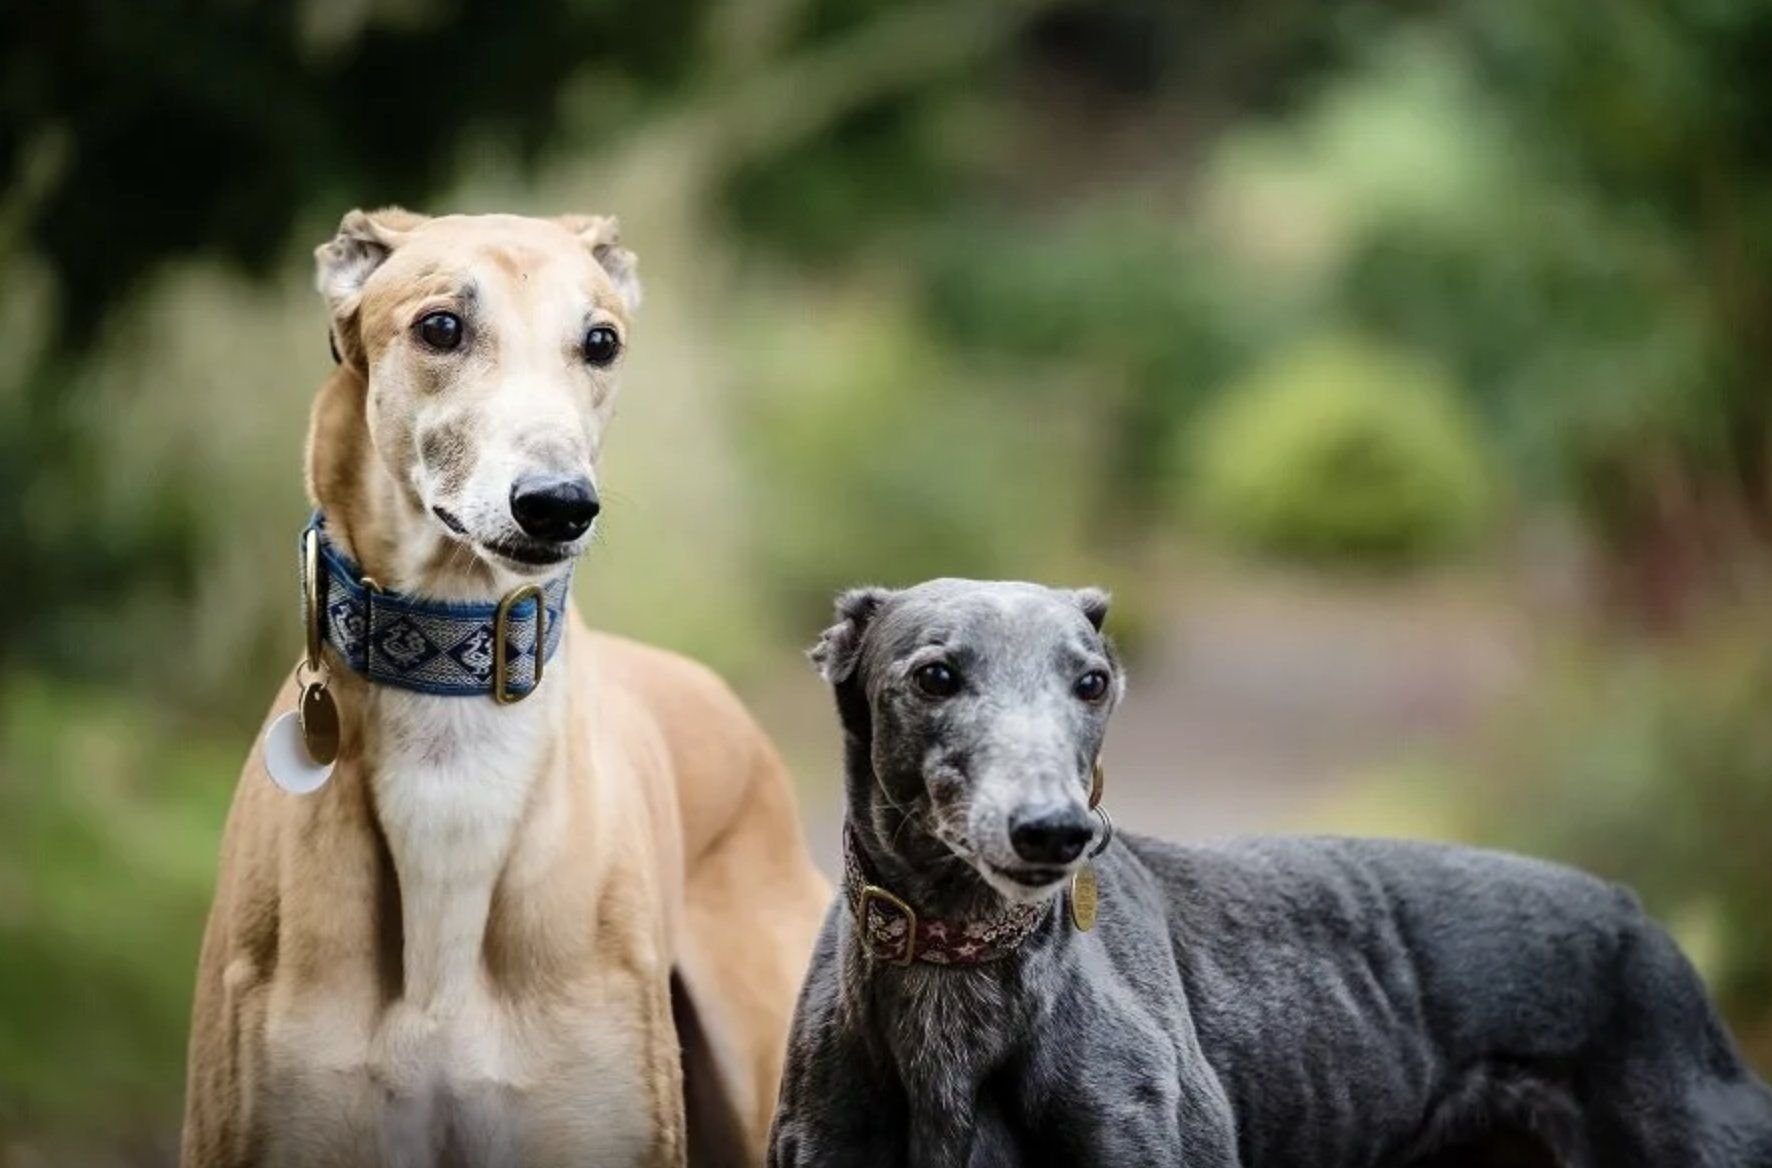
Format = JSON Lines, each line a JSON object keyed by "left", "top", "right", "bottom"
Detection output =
{"left": 299, "top": 682, "right": 340, "bottom": 766}
{"left": 1069, "top": 863, "right": 1099, "bottom": 932}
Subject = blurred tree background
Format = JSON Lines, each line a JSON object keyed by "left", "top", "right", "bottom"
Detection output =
{"left": 2, "top": 0, "right": 1769, "bottom": 1157}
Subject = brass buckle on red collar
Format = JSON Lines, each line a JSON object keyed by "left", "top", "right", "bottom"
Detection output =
{"left": 857, "top": 883, "right": 919, "bottom": 966}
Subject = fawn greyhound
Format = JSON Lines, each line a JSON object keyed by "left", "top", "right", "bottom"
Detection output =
{"left": 182, "top": 209, "right": 828, "bottom": 1167}
{"left": 770, "top": 579, "right": 1772, "bottom": 1168}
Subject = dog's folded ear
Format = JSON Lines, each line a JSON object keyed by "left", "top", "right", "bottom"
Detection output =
{"left": 315, "top": 207, "right": 427, "bottom": 364}
{"left": 810, "top": 587, "right": 894, "bottom": 684}
{"left": 1070, "top": 587, "right": 1111, "bottom": 632}
{"left": 559, "top": 214, "right": 642, "bottom": 313}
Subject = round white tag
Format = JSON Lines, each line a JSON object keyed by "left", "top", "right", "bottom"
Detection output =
{"left": 263, "top": 711, "right": 335, "bottom": 795}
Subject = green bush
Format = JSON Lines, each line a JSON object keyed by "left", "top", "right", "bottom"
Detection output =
{"left": 1182, "top": 337, "right": 1496, "bottom": 567}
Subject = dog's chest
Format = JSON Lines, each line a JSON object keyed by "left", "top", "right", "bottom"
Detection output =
{"left": 257, "top": 689, "right": 663, "bottom": 1167}
{"left": 876, "top": 967, "right": 1024, "bottom": 1103}
{"left": 368, "top": 692, "right": 546, "bottom": 1007}
{"left": 261, "top": 980, "right": 658, "bottom": 1168}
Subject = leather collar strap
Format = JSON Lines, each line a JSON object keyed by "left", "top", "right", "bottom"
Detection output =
{"left": 842, "top": 826, "right": 1046, "bottom": 966}
{"left": 301, "top": 513, "right": 572, "bottom": 700}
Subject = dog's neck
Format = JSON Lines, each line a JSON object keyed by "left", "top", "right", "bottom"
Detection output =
{"left": 303, "top": 366, "right": 576, "bottom": 1013}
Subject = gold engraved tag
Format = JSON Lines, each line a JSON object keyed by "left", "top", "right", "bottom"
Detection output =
{"left": 1069, "top": 863, "right": 1099, "bottom": 932}
{"left": 298, "top": 682, "right": 340, "bottom": 766}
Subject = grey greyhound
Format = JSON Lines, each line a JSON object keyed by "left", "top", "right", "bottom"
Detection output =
{"left": 768, "top": 579, "right": 1772, "bottom": 1168}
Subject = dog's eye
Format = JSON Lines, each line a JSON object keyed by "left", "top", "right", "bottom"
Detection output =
{"left": 416, "top": 311, "right": 464, "bottom": 352}
{"left": 1074, "top": 670, "right": 1110, "bottom": 703}
{"left": 582, "top": 325, "right": 621, "bottom": 367}
{"left": 913, "top": 662, "right": 961, "bottom": 698}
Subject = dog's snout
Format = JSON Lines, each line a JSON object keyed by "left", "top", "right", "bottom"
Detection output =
{"left": 510, "top": 474, "right": 600, "bottom": 542}
{"left": 1008, "top": 806, "right": 1092, "bottom": 865}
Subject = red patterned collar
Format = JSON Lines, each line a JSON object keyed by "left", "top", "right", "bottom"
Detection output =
{"left": 842, "top": 827, "right": 1047, "bottom": 966}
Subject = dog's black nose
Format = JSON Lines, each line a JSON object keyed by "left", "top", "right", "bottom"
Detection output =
{"left": 510, "top": 474, "right": 600, "bottom": 542}
{"left": 1008, "top": 808, "right": 1093, "bottom": 865}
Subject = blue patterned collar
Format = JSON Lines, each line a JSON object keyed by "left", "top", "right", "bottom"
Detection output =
{"left": 300, "top": 513, "right": 573, "bottom": 701}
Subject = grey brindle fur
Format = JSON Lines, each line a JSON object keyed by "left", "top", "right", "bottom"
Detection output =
{"left": 769, "top": 579, "right": 1772, "bottom": 1168}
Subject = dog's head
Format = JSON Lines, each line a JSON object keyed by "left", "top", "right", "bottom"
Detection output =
{"left": 814, "top": 579, "right": 1123, "bottom": 904}
{"left": 314, "top": 208, "right": 640, "bottom": 579}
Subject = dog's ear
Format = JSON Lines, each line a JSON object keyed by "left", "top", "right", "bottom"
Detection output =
{"left": 315, "top": 207, "right": 426, "bottom": 365}
{"left": 810, "top": 587, "right": 893, "bottom": 684}
{"left": 559, "top": 214, "right": 641, "bottom": 313}
{"left": 1070, "top": 587, "right": 1111, "bottom": 632}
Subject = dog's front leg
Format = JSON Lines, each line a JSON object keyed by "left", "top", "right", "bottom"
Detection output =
{"left": 768, "top": 944, "right": 903, "bottom": 1168}
{"left": 645, "top": 973, "right": 690, "bottom": 1168}
{"left": 1058, "top": 1104, "right": 1188, "bottom": 1168}
{"left": 1027, "top": 1025, "right": 1239, "bottom": 1168}
{"left": 770, "top": 1120, "right": 900, "bottom": 1168}
{"left": 1064, "top": 1071, "right": 1240, "bottom": 1168}
{"left": 769, "top": 1073, "right": 903, "bottom": 1168}
{"left": 767, "top": 1041, "right": 904, "bottom": 1168}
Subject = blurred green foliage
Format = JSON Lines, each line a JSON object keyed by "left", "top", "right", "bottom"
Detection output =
{"left": 919, "top": 212, "right": 1257, "bottom": 525}
{"left": 0, "top": 680, "right": 234, "bottom": 1132}
{"left": 1185, "top": 338, "right": 1494, "bottom": 566}
{"left": 738, "top": 296, "right": 1097, "bottom": 615}
{"left": 1, "top": 0, "right": 700, "bottom": 344}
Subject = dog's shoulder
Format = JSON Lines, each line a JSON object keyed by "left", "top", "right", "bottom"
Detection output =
{"left": 575, "top": 626, "right": 821, "bottom": 895}
{"left": 579, "top": 629, "right": 775, "bottom": 766}
{"left": 580, "top": 630, "right": 749, "bottom": 717}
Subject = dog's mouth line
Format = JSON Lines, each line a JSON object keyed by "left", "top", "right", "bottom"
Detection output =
{"left": 431, "top": 505, "right": 470, "bottom": 536}
{"left": 988, "top": 862, "right": 1071, "bottom": 889}
{"left": 483, "top": 538, "right": 576, "bottom": 568}
{"left": 431, "top": 506, "right": 579, "bottom": 568}
{"left": 933, "top": 825, "right": 1071, "bottom": 890}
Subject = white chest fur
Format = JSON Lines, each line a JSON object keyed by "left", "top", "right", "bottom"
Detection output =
{"left": 368, "top": 684, "right": 551, "bottom": 1010}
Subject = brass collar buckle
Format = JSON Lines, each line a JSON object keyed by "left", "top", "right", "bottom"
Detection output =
{"left": 493, "top": 583, "right": 546, "bottom": 705}
{"left": 857, "top": 883, "right": 919, "bottom": 966}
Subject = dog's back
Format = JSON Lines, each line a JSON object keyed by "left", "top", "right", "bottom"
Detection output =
{"left": 1125, "top": 833, "right": 1772, "bottom": 1166}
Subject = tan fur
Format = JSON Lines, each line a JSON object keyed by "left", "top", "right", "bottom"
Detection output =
{"left": 182, "top": 211, "right": 828, "bottom": 1167}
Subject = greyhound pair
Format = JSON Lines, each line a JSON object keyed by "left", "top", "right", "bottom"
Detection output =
{"left": 185, "top": 209, "right": 1769, "bottom": 1168}
{"left": 769, "top": 579, "right": 1772, "bottom": 1167}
